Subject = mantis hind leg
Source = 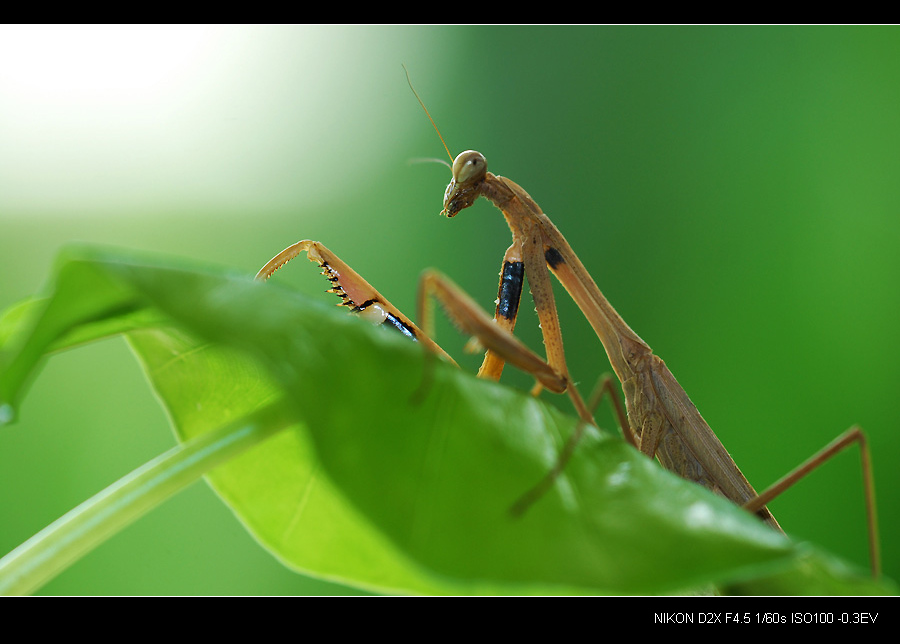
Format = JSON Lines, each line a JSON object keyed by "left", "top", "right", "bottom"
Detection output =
{"left": 586, "top": 371, "right": 880, "bottom": 578}
{"left": 743, "top": 426, "right": 880, "bottom": 578}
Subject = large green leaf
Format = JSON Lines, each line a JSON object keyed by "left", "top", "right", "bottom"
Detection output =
{"left": 0, "top": 246, "right": 893, "bottom": 594}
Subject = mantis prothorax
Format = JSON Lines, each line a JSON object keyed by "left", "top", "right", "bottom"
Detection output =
{"left": 256, "top": 83, "right": 880, "bottom": 579}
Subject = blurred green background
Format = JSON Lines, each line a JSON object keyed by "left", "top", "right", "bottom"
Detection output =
{"left": 1, "top": 25, "right": 898, "bottom": 594}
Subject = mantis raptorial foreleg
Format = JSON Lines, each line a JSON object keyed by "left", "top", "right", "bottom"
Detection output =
{"left": 256, "top": 239, "right": 455, "bottom": 366}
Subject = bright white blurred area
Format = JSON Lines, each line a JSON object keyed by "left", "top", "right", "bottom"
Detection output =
{"left": 0, "top": 25, "right": 427, "bottom": 219}
{"left": 0, "top": 24, "right": 205, "bottom": 94}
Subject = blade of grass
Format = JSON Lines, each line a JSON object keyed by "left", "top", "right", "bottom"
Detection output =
{"left": 0, "top": 400, "right": 293, "bottom": 595}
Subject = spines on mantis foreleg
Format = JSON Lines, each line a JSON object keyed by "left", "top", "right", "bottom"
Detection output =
{"left": 256, "top": 240, "right": 455, "bottom": 363}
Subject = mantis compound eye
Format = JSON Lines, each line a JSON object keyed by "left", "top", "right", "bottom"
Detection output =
{"left": 452, "top": 150, "right": 487, "bottom": 184}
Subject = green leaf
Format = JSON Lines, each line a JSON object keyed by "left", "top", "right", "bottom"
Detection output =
{"left": 0, "top": 245, "right": 894, "bottom": 594}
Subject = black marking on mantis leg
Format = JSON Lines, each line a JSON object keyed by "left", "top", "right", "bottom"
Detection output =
{"left": 354, "top": 298, "right": 418, "bottom": 340}
{"left": 382, "top": 313, "right": 419, "bottom": 341}
{"left": 352, "top": 298, "right": 379, "bottom": 312}
{"left": 544, "top": 247, "right": 565, "bottom": 270}
{"left": 497, "top": 261, "right": 525, "bottom": 321}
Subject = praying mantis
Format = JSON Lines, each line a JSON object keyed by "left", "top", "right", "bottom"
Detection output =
{"left": 256, "top": 74, "right": 881, "bottom": 578}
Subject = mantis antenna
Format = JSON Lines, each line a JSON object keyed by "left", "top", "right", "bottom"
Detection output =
{"left": 403, "top": 64, "right": 454, "bottom": 164}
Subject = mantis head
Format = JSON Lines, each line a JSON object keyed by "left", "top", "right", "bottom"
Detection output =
{"left": 442, "top": 150, "right": 487, "bottom": 218}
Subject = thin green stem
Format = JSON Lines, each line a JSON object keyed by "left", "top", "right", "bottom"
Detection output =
{"left": 0, "top": 400, "right": 294, "bottom": 595}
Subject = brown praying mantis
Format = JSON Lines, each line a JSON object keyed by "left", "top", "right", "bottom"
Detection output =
{"left": 256, "top": 75, "right": 881, "bottom": 578}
